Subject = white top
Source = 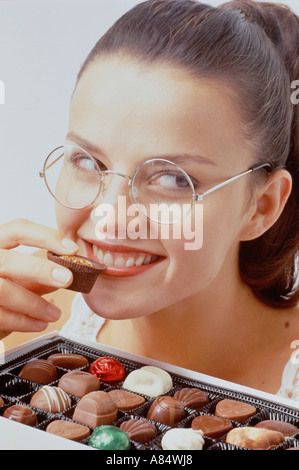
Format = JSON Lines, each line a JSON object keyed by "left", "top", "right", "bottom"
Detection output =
{"left": 60, "top": 293, "right": 299, "bottom": 402}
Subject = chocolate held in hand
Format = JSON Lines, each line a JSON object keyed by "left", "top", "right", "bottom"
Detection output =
{"left": 47, "top": 252, "right": 107, "bottom": 293}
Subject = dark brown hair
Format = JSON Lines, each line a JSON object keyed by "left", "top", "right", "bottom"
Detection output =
{"left": 77, "top": 0, "right": 299, "bottom": 308}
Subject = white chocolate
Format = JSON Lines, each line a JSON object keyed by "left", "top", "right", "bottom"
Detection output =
{"left": 161, "top": 428, "right": 205, "bottom": 450}
{"left": 122, "top": 366, "right": 173, "bottom": 397}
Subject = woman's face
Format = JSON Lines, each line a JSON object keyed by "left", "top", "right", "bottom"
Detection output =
{"left": 56, "top": 57, "right": 255, "bottom": 319}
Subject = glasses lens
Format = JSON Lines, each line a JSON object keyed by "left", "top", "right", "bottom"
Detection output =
{"left": 132, "top": 159, "right": 194, "bottom": 223}
{"left": 43, "top": 145, "right": 103, "bottom": 209}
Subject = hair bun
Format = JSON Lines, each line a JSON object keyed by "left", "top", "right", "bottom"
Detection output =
{"left": 221, "top": 0, "right": 299, "bottom": 81}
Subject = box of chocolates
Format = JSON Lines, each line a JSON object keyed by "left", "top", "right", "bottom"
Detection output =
{"left": 0, "top": 332, "right": 299, "bottom": 450}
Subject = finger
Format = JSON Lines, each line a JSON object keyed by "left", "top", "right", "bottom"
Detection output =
{"left": 0, "top": 308, "right": 48, "bottom": 333}
{"left": 0, "top": 278, "right": 62, "bottom": 322}
{"left": 0, "top": 250, "right": 73, "bottom": 288}
{"left": 0, "top": 218, "right": 78, "bottom": 253}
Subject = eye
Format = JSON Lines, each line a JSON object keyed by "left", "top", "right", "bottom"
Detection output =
{"left": 66, "top": 150, "right": 107, "bottom": 172}
{"left": 156, "top": 172, "right": 190, "bottom": 189}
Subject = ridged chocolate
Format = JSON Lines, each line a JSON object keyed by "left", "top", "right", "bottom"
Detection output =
{"left": 146, "top": 396, "right": 185, "bottom": 425}
{"left": 174, "top": 388, "right": 209, "bottom": 410}
{"left": 120, "top": 419, "right": 157, "bottom": 443}
{"left": 3, "top": 405, "right": 37, "bottom": 426}
{"left": 58, "top": 371, "right": 100, "bottom": 397}
{"left": 30, "top": 386, "right": 71, "bottom": 413}
{"left": 73, "top": 391, "right": 118, "bottom": 428}
{"left": 46, "top": 420, "right": 91, "bottom": 442}
{"left": 18, "top": 359, "right": 57, "bottom": 385}
{"left": 108, "top": 389, "right": 145, "bottom": 411}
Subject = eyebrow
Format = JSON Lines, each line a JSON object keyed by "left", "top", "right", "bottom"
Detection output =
{"left": 66, "top": 132, "right": 218, "bottom": 167}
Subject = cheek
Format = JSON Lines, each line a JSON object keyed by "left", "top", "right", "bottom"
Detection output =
{"left": 55, "top": 204, "right": 85, "bottom": 238}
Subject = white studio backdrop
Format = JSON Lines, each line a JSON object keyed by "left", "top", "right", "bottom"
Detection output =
{"left": 0, "top": 0, "right": 298, "bottom": 253}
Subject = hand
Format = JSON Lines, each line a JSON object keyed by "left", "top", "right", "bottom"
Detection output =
{"left": 0, "top": 219, "right": 79, "bottom": 339}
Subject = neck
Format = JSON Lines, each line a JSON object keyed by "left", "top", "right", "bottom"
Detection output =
{"left": 122, "top": 269, "right": 265, "bottom": 377}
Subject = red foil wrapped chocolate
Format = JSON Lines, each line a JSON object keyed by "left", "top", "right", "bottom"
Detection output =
{"left": 89, "top": 357, "right": 125, "bottom": 382}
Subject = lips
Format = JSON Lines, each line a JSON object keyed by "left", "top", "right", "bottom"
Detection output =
{"left": 84, "top": 240, "right": 165, "bottom": 277}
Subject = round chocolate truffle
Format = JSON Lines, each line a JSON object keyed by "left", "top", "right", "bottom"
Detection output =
{"left": 146, "top": 396, "right": 185, "bottom": 425}
{"left": 18, "top": 359, "right": 57, "bottom": 385}
{"left": 30, "top": 386, "right": 71, "bottom": 413}
{"left": 88, "top": 425, "right": 131, "bottom": 450}
{"left": 3, "top": 404, "right": 37, "bottom": 427}
{"left": 120, "top": 419, "right": 157, "bottom": 443}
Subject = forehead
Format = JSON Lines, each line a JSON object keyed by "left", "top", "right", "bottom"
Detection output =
{"left": 69, "top": 57, "right": 251, "bottom": 168}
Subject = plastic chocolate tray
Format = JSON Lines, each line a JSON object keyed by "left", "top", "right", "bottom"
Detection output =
{"left": 0, "top": 335, "right": 299, "bottom": 450}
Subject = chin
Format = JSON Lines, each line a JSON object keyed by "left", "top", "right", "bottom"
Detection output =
{"left": 82, "top": 291, "right": 149, "bottom": 320}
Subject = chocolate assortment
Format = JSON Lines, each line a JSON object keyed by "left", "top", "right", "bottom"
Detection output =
{"left": 1, "top": 335, "right": 299, "bottom": 450}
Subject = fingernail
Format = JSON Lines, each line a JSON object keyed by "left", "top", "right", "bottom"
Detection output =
{"left": 34, "top": 320, "right": 48, "bottom": 331}
{"left": 52, "top": 267, "right": 73, "bottom": 285}
{"left": 61, "top": 238, "right": 79, "bottom": 252}
{"left": 47, "top": 303, "right": 62, "bottom": 321}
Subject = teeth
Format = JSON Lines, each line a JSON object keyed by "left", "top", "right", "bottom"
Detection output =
{"left": 125, "top": 258, "right": 135, "bottom": 267}
{"left": 114, "top": 256, "right": 126, "bottom": 267}
{"left": 135, "top": 256, "right": 145, "bottom": 266}
{"left": 92, "top": 245, "right": 158, "bottom": 267}
{"left": 103, "top": 253, "right": 114, "bottom": 265}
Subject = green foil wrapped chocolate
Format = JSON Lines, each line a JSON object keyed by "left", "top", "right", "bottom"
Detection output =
{"left": 88, "top": 425, "right": 131, "bottom": 450}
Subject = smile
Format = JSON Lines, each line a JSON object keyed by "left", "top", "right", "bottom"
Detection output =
{"left": 84, "top": 240, "right": 164, "bottom": 277}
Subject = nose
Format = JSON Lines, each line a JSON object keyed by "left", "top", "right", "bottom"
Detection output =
{"left": 91, "top": 171, "right": 133, "bottom": 240}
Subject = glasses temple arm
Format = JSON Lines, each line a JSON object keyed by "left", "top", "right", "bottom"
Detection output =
{"left": 194, "top": 163, "right": 271, "bottom": 201}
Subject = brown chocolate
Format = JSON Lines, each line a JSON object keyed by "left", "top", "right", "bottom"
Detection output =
{"left": 46, "top": 420, "right": 91, "bottom": 442}
{"left": 47, "top": 252, "right": 107, "bottom": 293}
{"left": 73, "top": 391, "right": 118, "bottom": 428}
{"left": 30, "top": 386, "right": 71, "bottom": 413}
{"left": 226, "top": 426, "right": 285, "bottom": 449}
{"left": 120, "top": 419, "right": 157, "bottom": 443}
{"left": 215, "top": 399, "right": 256, "bottom": 423}
{"left": 3, "top": 405, "right": 37, "bottom": 426}
{"left": 0, "top": 397, "right": 4, "bottom": 407}
{"left": 58, "top": 371, "right": 100, "bottom": 397}
{"left": 47, "top": 353, "right": 89, "bottom": 369}
{"left": 146, "top": 396, "right": 185, "bottom": 425}
{"left": 18, "top": 359, "right": 57, "bottom": 385}
{"left": 174, "top": 388, "right": 209, "bottom": 410}
{"left": 255, "top": 420, "right": 298, "bottom": 436}
{"left": 108, "top": 389, "right": 145, "bottom": 411}
{"left": 191, "top": 414, "right": 233, "bottom": 438}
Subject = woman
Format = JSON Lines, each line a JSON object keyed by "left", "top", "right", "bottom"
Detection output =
{"left": 1, "top": 0, "right": 299, "bottom": 399}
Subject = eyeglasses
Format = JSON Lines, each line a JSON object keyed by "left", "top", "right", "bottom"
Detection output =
{"left": 39, "top": 144, "right": 271, "bottom": 224}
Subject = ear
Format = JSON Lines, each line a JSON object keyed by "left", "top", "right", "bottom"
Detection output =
{"left": 239, "top": 169, "right": 292, "bottom": 242}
